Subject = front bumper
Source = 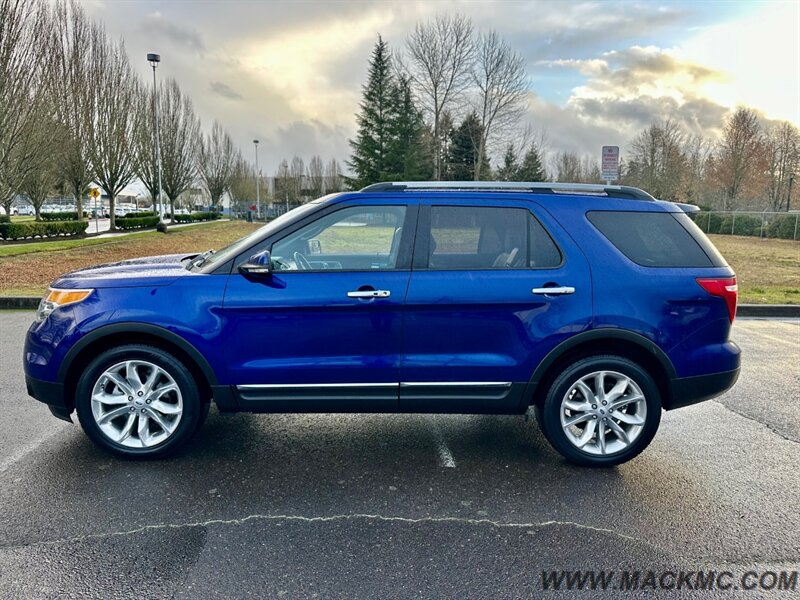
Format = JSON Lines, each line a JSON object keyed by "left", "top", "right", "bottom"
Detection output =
{"left": 666, "top": 367, "right": 740, "bottom": 410}
{"left": 25, "top": 375, "right": 72, "bottom": 422}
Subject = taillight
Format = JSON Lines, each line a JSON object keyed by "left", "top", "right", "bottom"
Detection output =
{"left": 696, "top": 277, "right": 738, "bottom": 322}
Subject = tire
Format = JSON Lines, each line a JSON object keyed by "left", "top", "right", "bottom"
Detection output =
{"left": 75, "top": 344, "right": 207, "bottom": 459}
{"left": 536, "top": 355, "right": 661, "bottom": 467}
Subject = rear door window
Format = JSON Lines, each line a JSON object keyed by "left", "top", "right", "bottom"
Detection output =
{"left": 587, "top": 211, "right": 726, "bottom": 267}
{"left": 424, "top": 205, "right": 561, "bottom": 269}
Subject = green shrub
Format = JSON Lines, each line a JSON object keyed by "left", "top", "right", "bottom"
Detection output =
{"left": 40, "top": 211, "right": 80, "bottom": 221}
{"left": 124, "top": 210, "right": 156, "bottom": 218}
{"left": 717, "top": 214, "right": 762, "bottom": 236}
{"left": 114, "top": 215, "right": 160, "bottom": 230}
{"left": 0, "top": 214, "right": 9, "bottom": 224}
{"left": 692, "top": 212, "right": 723, "bottom": 234}
{"left": 766, "top": 214, "right": 799, "bottom": 240}
{"left": 173, "top": 211, "right": 220, "bottom": 223}
{"left": 0, "top": 220, "right": 86, "bottom": 240}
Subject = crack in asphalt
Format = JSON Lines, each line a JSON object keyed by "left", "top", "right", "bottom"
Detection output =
{"left": 0, "top": 512, "right": 646, "bottom": 551}
{"left": 712, "top": 400, "right": 800, "bottom": 445}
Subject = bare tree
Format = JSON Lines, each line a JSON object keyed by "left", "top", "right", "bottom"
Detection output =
{"left": 87, "top": 34, "right": 142, "bottom": 229}
{"left": 763, "top": 121, "right": 800, "bottom": 211}
{"left": 159, "top": 78, "right": 200, "bottom": 219}
{"left": 471, "top": 30, "right": 528, "bottom": 180}
{"left": 0, "top": 0, "right": 53, "bottom": 216}
{"left": 289, "top": 155, "right": 305, "bottom": 203}
{"left": 51, "top": 0, "right": 96, "bottom": 221}
{"left": 228, "top": 152, "right": 256, "bottom": 215}
{"left": 324, "top": 158, "right": 344, "bottom": 192}
{"left": 22, "top": 118, "right": 65, "bottom": 221}
{"left": 274, "top": 158, "right": 291, "bottom": 206}
{"left": 406, "top": 14, "right": 475, "bottom": 180}
{"left": 307, "top": 155, "right": 325, "bottom": 197}
{"left": 710, "top": 107, "right": 763, "bottom": 210}
{"left": 197, "top": 121, "right": 236, "bottom": 211}
{"left": 551, "top": 152, "right": 582, "bottom": 183}
{"left": 626, "top": 120, "right": 687, "bottom": 200}
{"left": 133, "top": 84, "right": 160, "bottom": 216}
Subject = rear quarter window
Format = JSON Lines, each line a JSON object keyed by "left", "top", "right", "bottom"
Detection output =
{"left": 587, "top": 210, "right": 727, "bottom": 268}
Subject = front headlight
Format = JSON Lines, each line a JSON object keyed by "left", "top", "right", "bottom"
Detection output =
{"left": 36, "top": 288, "right": 93, "bottom": 322}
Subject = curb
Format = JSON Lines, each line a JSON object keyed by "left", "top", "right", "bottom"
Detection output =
{"left": 0, "top": 297, "right": 797, "bottom": 317}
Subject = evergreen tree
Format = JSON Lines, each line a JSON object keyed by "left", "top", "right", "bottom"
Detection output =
{"left": 387, "top": 74, "right": 433, "bottom": 180}
{"left": 517, "top": 143, "right": 546, "bottom": 181}
{"left": 447, "top": 112, "right": 488, "bottom": 181}
{"left": 348, "top": 36, "right": 395, "bottom": 188}
{"left": 496, "top": 144, "right": 520, "bottom": 181}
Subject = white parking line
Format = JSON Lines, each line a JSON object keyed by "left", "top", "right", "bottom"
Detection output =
{"left": 734, "top": 326, "right": 800, "bottom": 348}
{"left": 430, "top": 420, "right": 456, "bottom": 468}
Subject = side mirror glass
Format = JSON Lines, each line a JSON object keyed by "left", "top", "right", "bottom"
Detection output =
{"left": 307, "top": 239, "right": 322, "bottom": 254}
{"left": 239, "top": 250, "right": 272, "bottom": 276}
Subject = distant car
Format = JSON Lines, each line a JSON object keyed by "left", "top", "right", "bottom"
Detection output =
{"left": 15, "top": 205, "right": 34, "bottom": 216}
{"left": 24, "top": 181, "right": 740, "bottom": 466}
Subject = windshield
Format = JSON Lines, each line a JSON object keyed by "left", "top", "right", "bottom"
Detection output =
{"left": 193, "top": 201, "right": 326, "bottom": 272}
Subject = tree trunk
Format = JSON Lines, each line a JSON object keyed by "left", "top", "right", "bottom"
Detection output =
{"left": 109, "top": 192, "right": 116, "bottom": 230}
{"left": 35, "top": 207, "right": 41, "bottom": 221}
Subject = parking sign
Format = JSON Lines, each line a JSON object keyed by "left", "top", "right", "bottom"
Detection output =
{"left": 601, "top": 146, "right": 619, "bottom": 182}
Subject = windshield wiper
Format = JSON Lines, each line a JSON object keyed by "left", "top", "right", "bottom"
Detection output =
{"left": 187, "top": 249, "right": 215, "bottom": 270}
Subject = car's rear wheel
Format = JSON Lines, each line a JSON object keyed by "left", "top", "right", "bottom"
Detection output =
{"left": 536, "top": 355, "right": 661, "bottom": 467}
{"left": 75, "top": 345, "right": 207, "bottom": 458}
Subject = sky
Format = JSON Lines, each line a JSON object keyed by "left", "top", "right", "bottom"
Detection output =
{"left": 82, "top": 0, "right": 800, "bottom": 176}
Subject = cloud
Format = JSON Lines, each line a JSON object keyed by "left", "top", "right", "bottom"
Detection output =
{"left": 209, "top": 81, "right": 244, "bottom": 101}
{"left": 139, "top": 12, "right": 205, "bottom": 53}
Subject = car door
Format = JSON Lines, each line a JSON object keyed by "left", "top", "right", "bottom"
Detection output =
{"left": 222, "top": 199, "right": 417, "bottom": 412}
{"left": 400, "top": 198, "right": 592, "bottom": 413}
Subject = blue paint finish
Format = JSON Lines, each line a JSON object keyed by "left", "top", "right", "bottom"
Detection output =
{"left": 23, "top": 188, "right": 740, "bottom": 416}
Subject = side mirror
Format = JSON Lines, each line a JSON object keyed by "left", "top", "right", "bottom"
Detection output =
{"left": 238, "top": 250, "right": 272, "bottom": 276}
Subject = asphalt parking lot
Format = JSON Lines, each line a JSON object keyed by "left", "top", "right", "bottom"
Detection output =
{"left": 0, "top": 312, "right": 798, "bottom": 599}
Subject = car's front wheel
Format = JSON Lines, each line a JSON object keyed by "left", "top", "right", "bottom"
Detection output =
{"left": 75, "top": 344, "right": 207, "bottom": 458}
{"left": 536, "top": 355, "right": 661, "bottom": 467}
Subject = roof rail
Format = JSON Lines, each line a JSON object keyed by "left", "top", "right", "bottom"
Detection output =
{"left": 359, "top": 181, "right": 655, "bottom": 201}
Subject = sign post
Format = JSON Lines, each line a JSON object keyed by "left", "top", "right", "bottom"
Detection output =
{"left": 601, "top": 146, "right": 620, "bottom": 184}
{"left": 89, "top": 187, "right": 100, "bottom": 233}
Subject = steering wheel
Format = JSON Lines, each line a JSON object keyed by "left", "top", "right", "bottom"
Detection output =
{"left": 293, "top": 251, "right": 313, "bottom": 271}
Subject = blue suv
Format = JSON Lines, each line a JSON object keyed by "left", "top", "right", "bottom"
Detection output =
{"left": 24, "top": 182, "right": 740, "bottom": 466}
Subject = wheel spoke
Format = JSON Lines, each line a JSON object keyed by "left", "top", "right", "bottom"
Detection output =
{"left": 593, "top": 372, "right": 606, "bottom": 400}
{"left": 611, "top": 410, "right": 644, "bottom": 426}
{"left": 93, "top": 392, "right": 128, "bottom": 406}
{"left": 137, "top": 414, "right": 152, "bottom": 447}
{"left": 609, "top": 394, "right": 643, "bottom": 412}
{"left": 98, "top": 405, "right": 130, "bottom": 425}
{"left": 146, "top": 408, "right": 172, "bottom": 433}
{"left": 564, "top": 399, "right": 592, "bottom": 412}
{"left": 606, "top": 418, "right": 630, "bottom": 445}
{"left": 574, "top": 381, "right": 595, "bottom": 403}
{"left": 106, "top": 373, "right": 133, "bottom": 396}
{"left": 575, "top": 419, "right": 596, "bottom": 448}
{"left": 117, "top": 414, "right": 136, "bottom": 442}
{"left": 564, "top": 412, "right": 593, "bottom": 428}
{"left": 150, "top": 383, "right": 178, "bottom": 399}
{"left": 605, "top": 377, "right": 630, "bottom": 403}
{"left": 142, "top": 366, "right": 160, "bottom": 394}
{"left": 125, "top": 361, "right": 141, "bottom": 387}
{"left": 149, "top": 399, "right": 181, "bottom": 415}
{"left": 597, "top": 420, "right": 607, "bottom": 454}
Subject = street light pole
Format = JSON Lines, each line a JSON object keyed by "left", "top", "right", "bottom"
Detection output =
{"left": 788, "top": 173, "right": 796, "bottom": 212}
{"left": 147, "top": 53, "right": 164, "bottom": 221}
{"left": 253, "top": 139, "right": 260, "bottom": 220}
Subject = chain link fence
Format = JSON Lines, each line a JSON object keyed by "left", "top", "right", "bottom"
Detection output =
{"left": 691, "top": 211, "right": 800, "bottom": 240}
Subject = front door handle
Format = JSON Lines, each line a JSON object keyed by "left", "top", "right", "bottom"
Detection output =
{"left": 532, "top": 286, "right": 575, "bottom": 296}
{"left": 347, "top": 290, "right": 391, "bottom": 299}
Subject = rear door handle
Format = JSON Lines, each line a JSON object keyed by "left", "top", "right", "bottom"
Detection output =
{"left": 347, "top": 290, "right": 391, "bottom": 299}
{"left": 532, "top": 286, "right": 575, "bottom": 296}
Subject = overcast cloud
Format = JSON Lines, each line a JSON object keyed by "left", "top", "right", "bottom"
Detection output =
{"left": 83, "top": 0, "right": 799, "bottom": 175}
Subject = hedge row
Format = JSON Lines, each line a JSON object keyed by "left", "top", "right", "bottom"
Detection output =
{"left": 124, "top": 211, "right": 156, "bottom": 218}
{"left": 114, "top": 215, "right": 160, "bottom": 230}
{"left": 0, "top": 220, "right": 86, "bottom": 240}
{"left": 173, "top": 211, "right": 220, "bottom": 223}
{"left": 691, "top": 213, "right": 798, "bottom": 240}
{"left": 40, "top": 211, "right": 81, "bottom": 221}
{"left": 0, "top": 214, "right": 9, "bottom": 224}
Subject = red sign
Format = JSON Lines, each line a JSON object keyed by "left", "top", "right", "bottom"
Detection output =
{"left": 601, "top": 146, "right": 620, "bottom": 181}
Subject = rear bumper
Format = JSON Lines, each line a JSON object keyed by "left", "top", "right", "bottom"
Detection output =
{"left": 666, "top": 367, "right": 740, "bottom": 410}
{"left": 25, "top": 374, "right": 72, "bottom": 422}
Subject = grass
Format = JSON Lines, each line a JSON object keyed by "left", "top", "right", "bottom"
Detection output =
{"left": 0, "top": 223, "right": 797, "bottom": 304}
{"left": 708, "top": 235, "right": 800, "bottom": 304}
{"left": 0, "top": 220, "right": 259, "bottom": 296}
